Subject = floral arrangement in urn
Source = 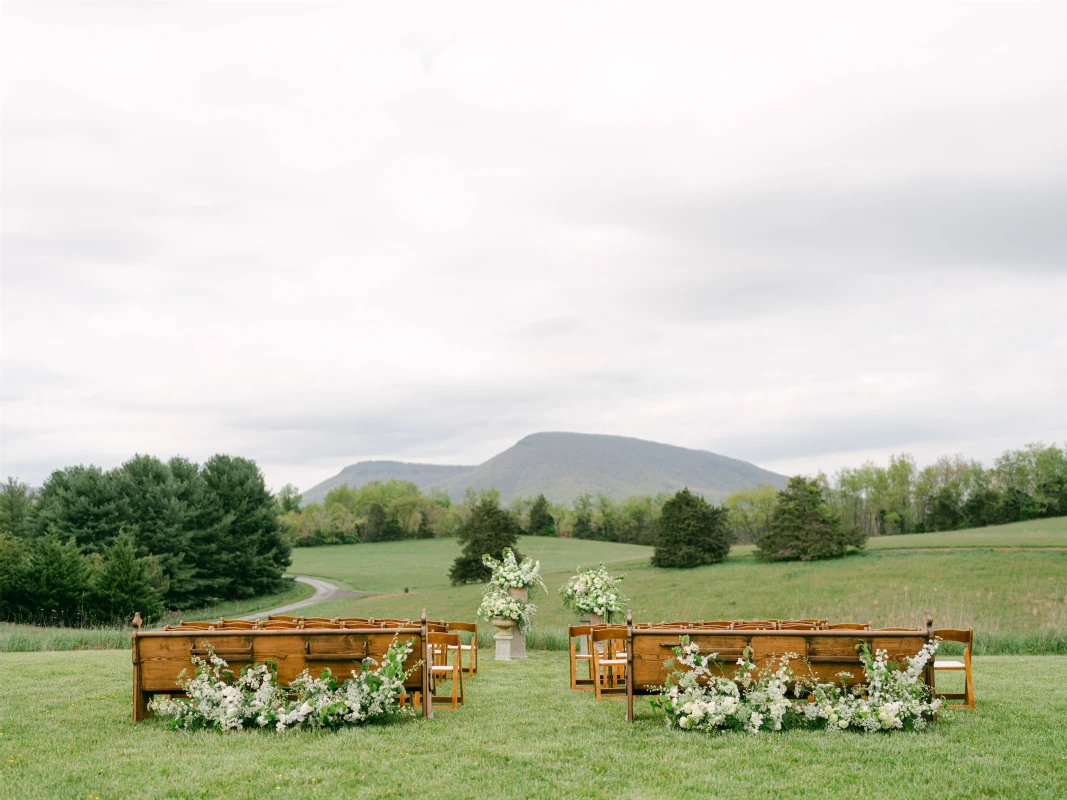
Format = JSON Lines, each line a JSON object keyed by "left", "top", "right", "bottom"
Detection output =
{"left": 482, "top": 548, "right": 547, "bottom": 592}
{"left": 478, "top": 548, "right": 543, "bottom": 634}
{"left": 559, "top": 564, "right": 628, "bottom": 621}
{"left": 149, "top": 639, "right": 417, "bottom": 731}
{"left": 477, "top": 590, "right": 537, "bottom": 633}
{"left": 651, "top": 636, "right": 942, "bottom": 734}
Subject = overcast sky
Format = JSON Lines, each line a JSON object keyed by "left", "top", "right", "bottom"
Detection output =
{"left": 2, "top": 2, "right": 1065, "bottom": 493}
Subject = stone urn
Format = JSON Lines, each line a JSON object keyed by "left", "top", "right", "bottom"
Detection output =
{"left": 505, "top": 586, "right": 528, "bottom": 659}
{"left": 492, "top": 615, "right": 517, "bottom": 661}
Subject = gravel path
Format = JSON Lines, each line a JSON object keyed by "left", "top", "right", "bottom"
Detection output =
{"left": 239, "top": 576, "right": 361, "bottom": 620}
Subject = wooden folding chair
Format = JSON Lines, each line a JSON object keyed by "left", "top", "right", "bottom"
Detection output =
{"left": 428, "top": 632, "right": 464, "bottom": 708}
{"left": 934, "top": 628, "right": 975, "bottom": 709}
{"left": 778, "top": 620, "right": 823, "bottom": 631}
{"left": 445, "top": 622, "right": 478, "bottom": 677}
{"left": 590, "top": 628, "right": 627, "bottom": 701}
{"left": 688, "top": 621, "right": 732, "bottom": 630}
{"left": 568, "top": 625, "right": 595, "bottom": 690}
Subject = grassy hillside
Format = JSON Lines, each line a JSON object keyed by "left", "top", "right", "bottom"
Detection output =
{"left": 2, "top": 650, "right": 1065, "bottom": 799}
{"left": 302, "top": 431, "right": 787, "bottom": 505}
{"left": 301, "top": 461, "right": 474, "bottom": 505}
{"left": 290, "top": 517, "right": 1067, "bottom": 652}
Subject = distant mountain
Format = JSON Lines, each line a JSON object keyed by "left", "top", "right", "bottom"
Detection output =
{"left": 301, "top": 432, "right": 786, "bottom": 506}
{"left": 300, "top": 461, "right": 474, "bottom": 506}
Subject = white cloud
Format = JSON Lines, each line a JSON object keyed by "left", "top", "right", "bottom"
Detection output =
{"left": 2, "top": 1, "right": 1065, "bottom": 491}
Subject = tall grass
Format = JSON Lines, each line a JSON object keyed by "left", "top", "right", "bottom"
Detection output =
{"left": 0, "top": 623, "right": 130, "bottom": 652}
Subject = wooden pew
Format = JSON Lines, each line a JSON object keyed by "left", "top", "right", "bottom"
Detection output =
{"left": 623, "top": 610, "right": 936, "bottom": 722}
{"left": 131, "top": 610, "right": 434, "bottom": 721}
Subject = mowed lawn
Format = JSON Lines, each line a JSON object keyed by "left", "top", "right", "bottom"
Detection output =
{"left": 1, "top": 650, "right": 1065, "bottom": 799}
{"left": 291, "top": 520, "right": 1067, "bottom": 646}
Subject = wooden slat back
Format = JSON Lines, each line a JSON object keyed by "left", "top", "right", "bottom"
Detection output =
{"left": 934, "top": 628, "right": 972, "bottom": 644}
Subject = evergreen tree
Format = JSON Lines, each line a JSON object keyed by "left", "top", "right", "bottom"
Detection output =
{"left": 756, "top": 476, "right": 865, "bottom": 562}
{"left": 200, "top": 455, "right": 292, "bottom": 599}
{"left": 90, "top": 534, "right": 164, "bottom": 624}
{"left": 0, "top": 533, "right": 29, "bottom": 618}
{"left": 651, "top": 488, "right": 730, "bottom": 568}
{"left": 361, "top": 503, "right": 405, "bottom": 542}
{"left": 115, "top": 454, "right": 195, "bottom": 606}
{"left": 0, "top": 478, "right": 35, "bottom": 539}
{"left": 527, "top": 494, "right": 556, "bottom": 537}
{"left": 32, "top": 465, "right": 125, "bottom": 552}
{"left": 571, "top": 511, "right": 594, "bottom": 540}
{"left": 168, "top": 455, "right": 225, "bottom": 604}
{"left": 449, "top": 496, "right": 520, "bottom": 584}
{"left": 7, "top": 536, "right": 91, "bottom": 624}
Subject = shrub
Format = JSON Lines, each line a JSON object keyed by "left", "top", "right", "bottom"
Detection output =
{"left": 651, "top": 488, "right": 730, "bottom": 568}
{"left": 756, "top": 476, "right": 865, "bottom": 561}
{"left": 449, "top": 497, "right": 520, "bottom": 585}
{"left": 90, "top": 535, "right": 164, "bottom": 624}
{"left": 527, "top": 494, "right": 557, "bottom": 537}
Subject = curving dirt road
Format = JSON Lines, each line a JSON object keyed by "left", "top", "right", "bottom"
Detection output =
{"left": 239, "top": 576, "right": 356, "bottom": 620}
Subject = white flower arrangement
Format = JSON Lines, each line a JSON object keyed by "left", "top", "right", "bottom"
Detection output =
{"left": 652, "top": 636, "right": 942, "bottom": 734}
{"left": 559, "top": 564, "right": 628, "bottom": 620}
{"left": 477, "top": 589, "right": 537, "bottom": 633}
{"left": 482, "top": 548, "right": 547, "bottom": 592}
{"left": 149, "top": 639, "right": 417, "bottom": 731}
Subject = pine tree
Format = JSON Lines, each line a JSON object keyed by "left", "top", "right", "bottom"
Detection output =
{"left": 756, "top": 476, "right": 866, "bottom": 562}
{"left": 200, "top": 455, "right": 292, "bottom": 599}
{"left": 571, "top": 511, "right": 594, "bottom": 540}
{"left": 449, "top": 497, "right": 520, "bottom": 584}
{"left": 651, "top": 488, "right": 730, "bottom": 568}
{"left": 91, "top": 534, "right": 164, "bottom": 624}
{"left": 527, "top": 494, "right": 556, "bottom": 537}
{"left": 8, "top": 535, "right": 91, "bottom": 624}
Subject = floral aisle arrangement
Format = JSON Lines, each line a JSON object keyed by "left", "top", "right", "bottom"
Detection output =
{"left": 149, "top": 639, "right": 417, "bottom": 731}
{"left": 477, "top": 590, "right": 537, "bottom": 633}
{"left": 482, "top": 548, "right": 547, "bottom": 592}
{"left": 559, "top": 564, "right": 628, "bottom": 620}
{"left": 651, "top": 636, "right": 941, "bottom": 734}
{"left": 477, "top": 548, "right": 544, "bottom": 633}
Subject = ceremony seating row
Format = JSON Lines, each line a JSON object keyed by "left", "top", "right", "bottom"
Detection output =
{"left": 132, "top": 611, "right": 435, "bottom": 721}
{"left": 566, "top": 613, "right": 952, "bottom": 721}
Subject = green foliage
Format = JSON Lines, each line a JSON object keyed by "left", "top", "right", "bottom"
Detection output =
{"left": 449, "top": 497, "right": 521, "bottom": 585}
{"left": 200, "top": 455, "right": 292, "bottom": 599}
{"left": 756, "top": 476, "right": 865, "bottom": 561}
{"left": 90, "top": 535, "right": 164, "bottom": 623}
{"left": 32, "top": 465, "right": 125, "bottom": 552}
{"left": 527, "top": 494, "right": 556, "bottom": 537}
{"left": 276, "top": 483, "right": 302, "bottom": 514}
{"left": 651, "top": 488, "right": 730, "bottom": 568}
{"left": 5, "top": 536, "right": 91, "bottom": 624}
{"left": 723, "top": 482, "right": 778, "bottom": 544}
{"left": 0, "top": 478, "right": 35, "bottom": 539}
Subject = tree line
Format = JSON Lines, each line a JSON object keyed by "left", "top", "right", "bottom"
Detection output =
{"left": 0, "top": 455, "right": 290, "bottom": 625}
{"left": 727, "top": 442, "right": 1067, "bottom": 543}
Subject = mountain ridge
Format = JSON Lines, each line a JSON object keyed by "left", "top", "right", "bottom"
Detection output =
{"left": 300, "top": 431, "right": 786, "bottom": 506}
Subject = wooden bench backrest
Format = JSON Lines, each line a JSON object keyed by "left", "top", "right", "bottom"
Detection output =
{"left": 132, "top": 610, "right": 434, "bottom": 721}
{"left": 627, "top": 616, "right": 935, "bottom": 694}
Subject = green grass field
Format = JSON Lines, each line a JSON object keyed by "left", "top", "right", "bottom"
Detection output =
{"left": 2, "top": 650, "right": 1065, "bottom": 799}
{"left": 289, "top": 519, "right": 1067, "bottom": 653}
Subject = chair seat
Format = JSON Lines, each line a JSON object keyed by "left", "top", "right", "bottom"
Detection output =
{"left": 430, "top": 664, "right": 457, "bottom": 672}
{"left": 599, "top": 658, "right": 627, "bottom": 666}
{"left": 935, "top": 660, "right": 965, "bottom": 669}
{"left": 575, "top": 653, "right": 592, "bottom": 660}
{"left": 446, "top": 644, "right": 474, "bottom": 651}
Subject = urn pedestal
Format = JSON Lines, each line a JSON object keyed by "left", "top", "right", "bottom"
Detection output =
{"left": 577, "top": 612, "right": 602, "bottom": 655}
{"left": 492, "top": 616, "right": 517, "bottom": 661}
{"left": 506, "top": 587, "right": 528, "bottom": 659}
